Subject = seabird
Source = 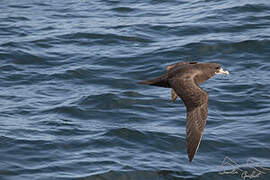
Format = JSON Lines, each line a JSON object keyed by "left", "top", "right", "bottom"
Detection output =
{"left": 139, "top": 61, "right": 229, "bottom": 162}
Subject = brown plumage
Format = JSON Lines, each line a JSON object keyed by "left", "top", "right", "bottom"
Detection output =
{"left": 139, "top": 61, "right": 229, "bottom": 162}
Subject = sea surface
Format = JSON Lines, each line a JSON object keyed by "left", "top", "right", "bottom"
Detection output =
{"left": 1, "top": 0, "right": 270, "bottom": 180}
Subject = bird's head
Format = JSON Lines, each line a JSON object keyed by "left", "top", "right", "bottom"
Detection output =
{"left": 200, "top": 63, "right": 229, "bottom": 77}
{"left": 195, "top": 63, "right": 229, "bottom": 83}
{"left": 213, "top": 64, "right": 229, "bottom": 75}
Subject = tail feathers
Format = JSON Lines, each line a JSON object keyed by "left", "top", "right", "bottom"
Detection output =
{"left": 138, "top": 75, "right": 169, "bottom": 88}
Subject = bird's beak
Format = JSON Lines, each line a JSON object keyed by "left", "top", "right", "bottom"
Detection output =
{"left": 216, "top": 68, "right": 229, "bottom": 75}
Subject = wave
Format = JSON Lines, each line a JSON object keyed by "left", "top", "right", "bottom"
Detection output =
{"left": 84, "top": 170, "right": 197, "bottom": 180}
{"left": 57, "top": 32, "right": 154, "bottom": 45}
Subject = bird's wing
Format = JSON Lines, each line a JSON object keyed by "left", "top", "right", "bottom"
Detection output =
{"left": 185, "top": 102, "right": 208, "bottom": 162}
{"left": 166, "top": 61, "right": 197, "bottom": 71}
{"left": 169, "top": 72, "right": 208, "bottom": 162}
{"left": 166, "top": 61, "right": 197, "bottom": 102}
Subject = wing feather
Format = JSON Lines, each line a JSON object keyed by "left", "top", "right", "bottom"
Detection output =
{"left": 169, "top": 72, "right": 208, "bottom": 162}
{"left": 186, "top": 103, "right": 208, "bottom": 162}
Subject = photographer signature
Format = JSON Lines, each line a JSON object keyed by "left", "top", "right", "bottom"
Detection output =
{"left": 219, "top": 156, "right": 270, "bottom": 180}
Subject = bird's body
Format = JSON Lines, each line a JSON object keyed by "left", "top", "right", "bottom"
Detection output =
{"left": 139, "top": 61, "right": 229, "bottom": 162}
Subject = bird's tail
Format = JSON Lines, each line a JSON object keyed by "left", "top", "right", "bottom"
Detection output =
{"left": 138, "top": 74, "right": 169, "bottom": 88}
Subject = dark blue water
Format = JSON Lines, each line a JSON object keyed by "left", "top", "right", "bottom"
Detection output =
{"left": 1, "top": 0, "right": 270, "bottom": 179}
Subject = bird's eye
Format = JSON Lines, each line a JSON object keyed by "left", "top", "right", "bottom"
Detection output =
{"left": 215, "top": 66, "right": 219, "bottom": 70}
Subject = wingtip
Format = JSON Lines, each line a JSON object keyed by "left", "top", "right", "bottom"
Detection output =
{"left": 187, "top": 146, "right": 197, "bottom": 163}
{"left": 188, "top": 156, "right": 193, "bottom": 163}
{"left": 188, "top": 153, "right": 194, "bottom": 162}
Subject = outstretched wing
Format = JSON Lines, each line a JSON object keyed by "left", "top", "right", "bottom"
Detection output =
{"left": 169, "top": 71, "right": 208, "bottom": 162}
{"left": 185, "top": 103, "right": 208, "bottom": 162}
{"left": 166, "top": 61, "right": 198, "bottom": 102}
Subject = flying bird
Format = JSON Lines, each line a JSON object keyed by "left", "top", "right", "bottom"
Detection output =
{"left": 139, "top": 61, "right": 229, "bottom": 162}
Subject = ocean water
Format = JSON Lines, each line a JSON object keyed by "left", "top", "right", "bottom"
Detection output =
{"left": 1, "top": 0, "right": 270, "bottom": 179}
